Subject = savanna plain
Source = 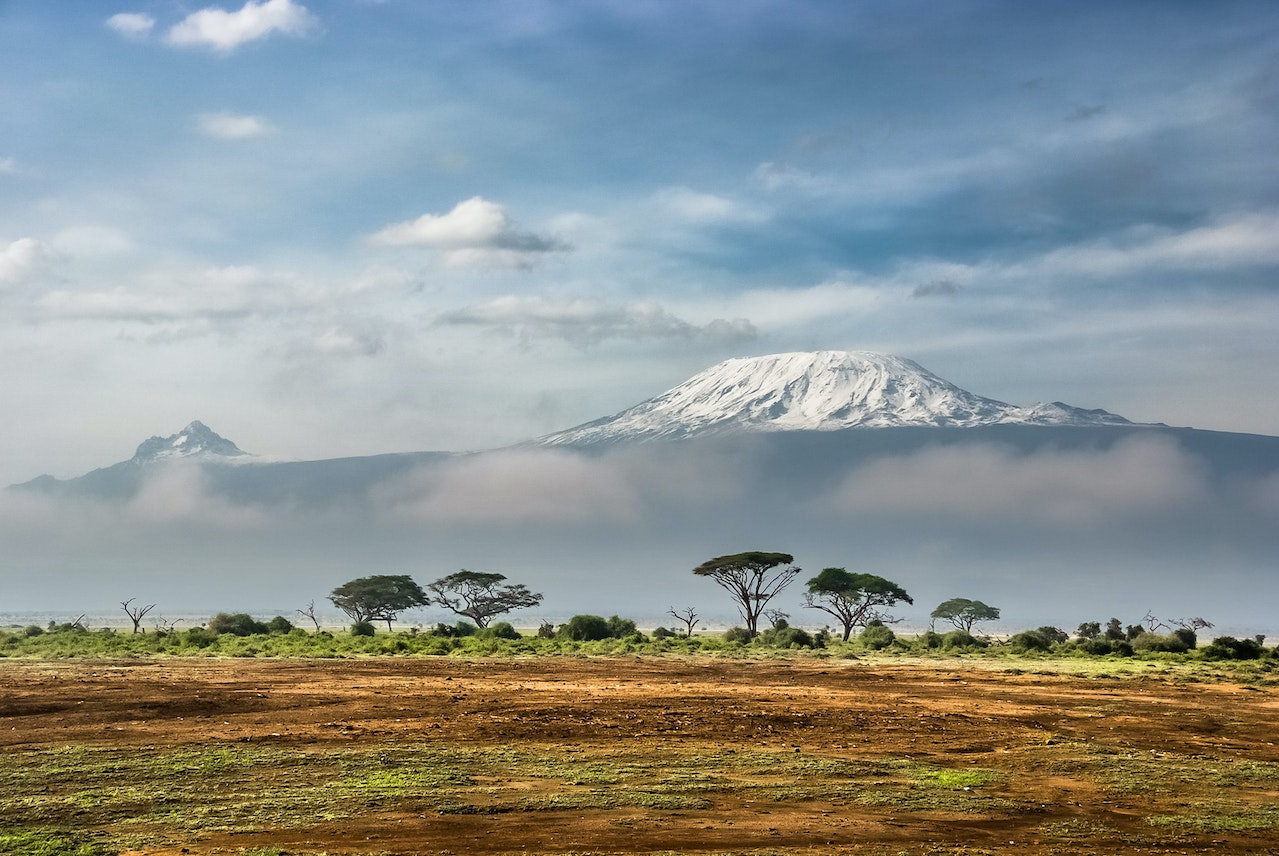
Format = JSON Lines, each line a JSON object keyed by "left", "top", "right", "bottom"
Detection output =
{"left": 3, "top": 652, "right": 1279, "bottom": 856}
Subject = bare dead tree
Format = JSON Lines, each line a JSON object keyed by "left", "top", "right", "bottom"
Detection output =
{"left": 1170, "top": 616, "right": 1214, "bottom": 632}
{"left": 668, "top": 606, "right": 700, "bottom": 638}
{"left": 764, "top": 608, "right": 790, "bottom": 629}
{"left": 154, "top": 616, "right": 182, "bottom": 633}
{"left": 1141, "top": 610, "right": 1167, "bottom": 632}
{"left": 296, "top": 600, "right": 321, "bottom": 632}
{"left": 69, "top": 614, "right": 87, "bottom": 630}
{"left": 121, "top": 598, "right": 155, "bottom": 635}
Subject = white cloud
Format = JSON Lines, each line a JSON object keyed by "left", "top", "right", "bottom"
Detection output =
{"left": 166, "top": 0, "right": 316, "bottom": 53}
{"left": 370, "top": 196, "right": 568, "bottom": 269}
{"left": 106, "top": 12, "right": 156, "bottom": 39}
{"left": 0, "top": 157, "right": 20, "bottom": 175}
{"left": 653, "top": 186, "right": 764, "bottom": 223}
{"left": 0, "top": 238, "right": 53, "bottom": 284}
{"left": 1020, "top": 211, "right": 1279, "bottom": 279}
{"left": 33, "top": 264, "right": 306, "bottom": 323}
{"left": 50, "top": 226, "right": 134, "bottom": 257}
{"left": 440, "top": 295, "right": 756, "bottom": 346}
{"left": 196, "top": 111, "right": 273, "bottom": 139}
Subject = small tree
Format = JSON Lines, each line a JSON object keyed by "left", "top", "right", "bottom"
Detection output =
{"left": 329, "top": 574, "right": 428, "bottom": 631}
{"left": 668, "top": 606, "right": 699, "bottom": 638}
{"left": 425, "top": 570, "right": 543, "bottom": 628}
{"left": 121, "top": 598, "right": 155, "bottom": 635}
{"left": 692, "top": 551, "right": 800, "bottom": 638}
{"left": 930, "top": 598, "right": 1000, "bottom": 634}
{"left": 296, "top": 600, "right": 321, "bottom": 632}
{"left": 802, "top": 568, "right": 913, "bottom": 642}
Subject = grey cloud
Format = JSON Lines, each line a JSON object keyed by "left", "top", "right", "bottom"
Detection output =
{"left": 822, "top": 435, "right": 1211, "bottom": 528}
{"left": 439, "top": 296, "right": 757, "bottom": 347}
{"left": 1065, "top": 104, "right": 1108, "bottom": 122}
{"left": 911, "top": 279, "right": 961, "bottom": 299}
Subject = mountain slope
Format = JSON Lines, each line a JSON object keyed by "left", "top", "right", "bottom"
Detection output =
{"left": 537, "top": 351, "right": 1133, "bottom": 446}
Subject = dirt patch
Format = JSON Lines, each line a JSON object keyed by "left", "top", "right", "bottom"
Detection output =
{"left": 2, "top": 657, "right": 1277, "bottom": 854}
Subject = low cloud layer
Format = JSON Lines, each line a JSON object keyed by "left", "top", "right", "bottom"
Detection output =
{"left": 3, "top": 432, "right": 1275, "bottom": 631}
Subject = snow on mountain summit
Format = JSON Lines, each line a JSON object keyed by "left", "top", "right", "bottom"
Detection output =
{"left": 538, "top": 351, "right": 1131, "bottom": 445}
{"left": 131, "top": 420, "right": 248, "bottom": 463}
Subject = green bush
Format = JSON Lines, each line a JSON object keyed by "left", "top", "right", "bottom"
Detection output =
{"left": 1036, "top": 626, "right": 1070, "bottom": 644}
{"left": 606, "top": 615, "right": 638, "bottom": 638}
{"left": 919, "top": 630, "right": 943, "bottom": 649}
{"left": 266, "top": 615, "right": 294, "bottom": 635}
{"left": 207, "top": 613, "right": 270, "bottom": 636}
{"left": 723, "top": 627, "right": 753, "bottom": 644}
{"left": 560, "top": 614, "right": 611, "bottom": 641}
{"left": 1131, "top": 631, "right": 1191, "bottom": 654}
{"left": 652, "top": 626, "right": 676, "bottom": 640}
{"left": 1008, "top": 630, "right": 1052, "bottom": 653}
{"left": 759, "top": 625, "right": 816, "bottom": 648}
{"left": 1202, "top": 636, "right": 1265, "bottom": 660}
{"left": 1077, "top": 637, "right": 1114, "bottom": 655}
{"left": 482, "top": 621, "right": 520, "bottom": 640}
{"left": 182, "top": 627, "right": 217, "bottom": 649}
{"left": 941, "top": 630, "right": 986, "bottom": 650}
{"left": 859, "top": 624, "right": 896, "bottom": 650}
{"left": 350, "top": 621, "right": 376, "bottom": 637}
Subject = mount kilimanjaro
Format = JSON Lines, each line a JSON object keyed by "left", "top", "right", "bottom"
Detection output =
{"left": 536, "top": 351, "right": 1134, "bottom": 446}
{"left": 12, "top": 350, "right": 1277, "bottom": 503}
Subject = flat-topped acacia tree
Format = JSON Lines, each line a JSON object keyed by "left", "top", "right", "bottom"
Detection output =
{"left": 426, "top": 570, "right": 544, "bottom": 628}
{"left": 692, "top": 551, "right": 800, "bottom": 638}
{"left": 931, "top": 597, "right": 1001, "bottom": 634}
{"left": 329, "top": 574, "right": 428, "bottom": 632}
{"left": 803, "top": 568, "right": 913, "bottom": 642}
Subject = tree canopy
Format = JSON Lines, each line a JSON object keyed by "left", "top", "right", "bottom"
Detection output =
{"left": 802, "top": 568, "right": 913, "bottom": 641}
{"left": 329, "top": 574, "right": 428, "bottom": 631}
{"left": 692, "top": 551, "right": 800, "bottom": 637}
{"left": 930, "top": 597, "right": 1000, "bottom": 633}
{"left": 425, "top": 570, "right": 543, "bottom": 628}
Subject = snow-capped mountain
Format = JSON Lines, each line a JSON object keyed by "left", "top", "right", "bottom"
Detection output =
{"left": 130, "top": 420, "right": 248, "bottom": 463}
{"left": 537, "top": 351, "right": 1133, "bottom": 446}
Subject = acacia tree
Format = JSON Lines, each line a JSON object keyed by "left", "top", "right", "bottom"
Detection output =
{"left": 930, "top": 597, "right": 1000, "bottom": 634}
{"left": 802, "top": 568, "right": 913, "bottom": 642}
{"left": 692, "top": 551, "right": 800, "bottom": 638}
{"left": 329, "top": 574, "right": 428, "bottom": 631}
{"left": 425, "top": 570, "right": 543, "bottom": 628}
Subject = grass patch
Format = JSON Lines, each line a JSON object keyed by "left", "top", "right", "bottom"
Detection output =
{"left": 0, "top": 828, "right": 113, "bottom": 856}
{"left": 1147, "top": 805, "right": 1279, "bottom": 832}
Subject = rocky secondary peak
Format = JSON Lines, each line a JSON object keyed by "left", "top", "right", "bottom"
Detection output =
{"left": 131, "top": 420, "right": 248, "bottom": 463}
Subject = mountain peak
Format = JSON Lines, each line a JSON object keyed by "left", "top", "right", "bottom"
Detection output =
{"left": 131, "top": 420, "right": 248, "bottom": 463}
{"left": 537, "top": 350, "right": 1131, "bottom": 445}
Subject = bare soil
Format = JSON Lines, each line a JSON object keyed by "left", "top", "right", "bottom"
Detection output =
{"left": 2, "top": 656, "right": 1278, "bottom": 855}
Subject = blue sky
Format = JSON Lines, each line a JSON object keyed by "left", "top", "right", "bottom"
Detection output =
{"left": 3, "top": 0, "right": 1278, "bottom": 483}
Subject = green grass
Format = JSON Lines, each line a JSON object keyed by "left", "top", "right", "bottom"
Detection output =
{"left": 1146, "top": 804, "right": 1279, "bottom": 832}
{"left": 2, "top": 624, "right": 1275, "bottom": 681}
{"left": 0, "top": 828, "right": 113, "bottom": 856}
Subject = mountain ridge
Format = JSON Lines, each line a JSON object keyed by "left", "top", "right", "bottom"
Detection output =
{"left": 536, "top": 350, "right": 1135, "bottom": 446}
